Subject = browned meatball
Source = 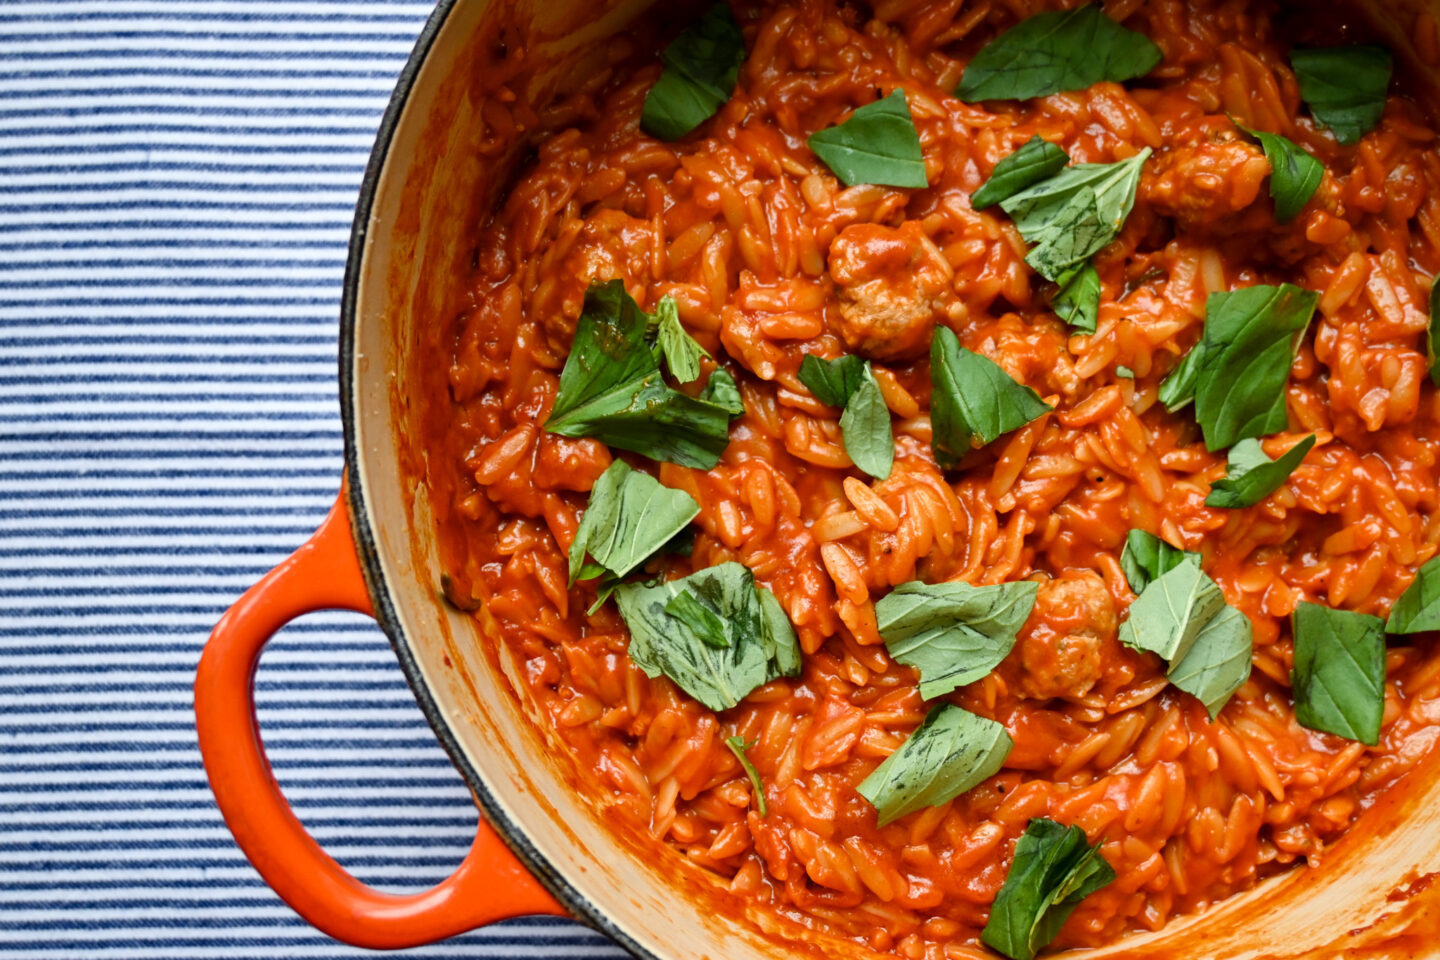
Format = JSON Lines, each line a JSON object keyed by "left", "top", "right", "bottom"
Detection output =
{"left": 1143, "top": 135, "right": 1270, "bottom": 231}
{"left": 827, "top": 221, "right": 954, "bottom": 361}
{"left": 546, "top": 209, "right": 655, "bottom": 344}
{"left": 1014, "top": 571, "right": 1119, "bottom": 701}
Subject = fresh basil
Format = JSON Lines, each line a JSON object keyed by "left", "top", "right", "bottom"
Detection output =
{"left": 799, "top": 354, "right": 893, "bottom": 480}
{"left": 551, "top": 280, "right": 654, "bottom": 420}
{"left": 1166, "top": 604, "right": 1253, "bottom": 720}
{"left": 1192, "top": 284, "right": 1317, "bottom": 450}
{"left": 976, "top": 137, "right": 1118, "bottom": 327}
{"left": 972, "top": 136, "right": 1070, "bottom": 210}
{"left": 641, "top": 4, "right": 746, "bottom": 141}
{"left": 1428, "top": 282, "right": 1440, "bottom": 387}
{"left": 840, "top": 366, "right": 894, "bottom": 480}
{"left": 1119, "top": 555, "right": 1225, "bottom": 663}
{"left": 1052, "top": 261, "right": 1100, "bottom": 334}
{"left": 665, "top": 590, "right": 730, "bottom": 648}
{"left": 1204, "top": 435, "right": 1316, "bottom": 509}
{"left": 1157, "top": 335, "right": 1209, "bottom": 412}
{"left": 616, "top": 561, "right": 801, "bottom": 712}
{"left": 1291, "top": 601, "right": 1386, "bottom": 745}
{"left": 981, "top": 818, "right": 1116, "bottom": 960}
{"left": 699, "top": 367, "right": 746, "bottom": 416}
{"left": 1121, "top": 543, "right": 1252, "bottom": 717}
{"left": 546, "top": 280, "right": 735, "bottom": 468}
{"left": 1386, "top": 555, "right": 1440, "bottom": 634}
{"left": 857, "top": 703, "right": 1012, "bottom": 827}
{"left": 1240, "top": 126, "right": 1323, "bottom": 223}
{"left": 655, "top": 296, "right": 708, "bottom": 384}
{"left": 807, "top": 89, "right": 928, "bottom": 189}
{"left": 1161, "top": 284, "right": 1318, "bottom": 451}
{"left": 1291, "top": 45, "right": 1392, "bottom": 146}
{"left": 725, "top": 735, "right": 768, "bottom": 816}
{"left": 1120, "top": 529, "right": 1196, "bottom": 595}
{"left": 930, "top": 326, "right": 1051, "bottom": 467}
{"left": 999, "top": 149, "right": 1150, "bottom": 282}
{"left": 798, "top": 353, "right": 865, "bottom": 408}
{"left": 585, "top": 523, "right": 699, "bottom": 616}
{"left": 956, "top": 4, "right": 1162, "bottom": 103}
{"left": 876, "top": 580, "right": 1039, "bottom": 700}
{"left": 568, "top": 459, "right": 700, "bottom": 585}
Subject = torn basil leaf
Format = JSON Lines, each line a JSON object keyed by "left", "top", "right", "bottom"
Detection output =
{"left": 1291, "top": 601, "right": 1386, "bottom": 745}
{"left": 725, "top": 735, "right": 768, "bottom": 816}
{"left": 972, "top": 136, "right": 1070, "bottom": 210}
{"left": 568, "top": 459, "right": 700, "bottom": 586}
{"left": 551, "top": 280, "right": 655, "bottom": 419}
{"left": 1166, "top": 603, "right": 1253, "bottom": 720}
{"left": 585, "top": 517, "right": 699, "bottom": 616}
{"left": 1121, "top": 544, "right": 1252, "bottom": 717}
{"left": 857, "top": 703, "right": 1012, "bottom": 827}
{"left": 956, "top": 4, "right": 1162, "bottom": 103}
{"left": 1193, "top": 284, "right": 1317, "bottom": 450}
{"left": 655, "top": 296, "right": 708, "bottom": 384}
{"left": 1291, "top": 45, "right": 1392, "bottom": 146}
{"left": 1240, "top": 125, "right": 1323, "bottom": 223}
{"left": 1157, "top": 336, "right": 1209, "bottom": 412}
{"left": 1386, "top": 555, "right": 1440, "bottom": 634}
{"left": 1204, "top": 435, "right": 1316, "bottom": 509}
{"left": 617, "top": 561, "right": 800, "bottom": 712}
{"left": 840, "top": 365, "right": 894, "bottom": 480}
{"left": 807, "top": 89, "right": 928, "bottom": 189}
{"left": 1120, "top": 529, "right": 1197, "bottom": 595}
{"left": 665, "top": 590, "right": 730, "bottom": 648}
{"left": 699, "top": 367, "right": 746, "bottom": 416}
{"left": 1171, "top": 284, "right": 1318, "bottom": 451}
{"left": 876, "top": 580, "right": 1039, "bottom": 700}
{"left": 546, "top": 280, "right": 735, "bottom": 468}
{"left": 799, "top": 354, "right": 893, "bottom": 480}
{"left": 1052, "top": 261, "right": 1101, "bottom": 334}
{"left": 981, "top": 818, "right": 1116, "bottom": 960}
{"left": 798, "top": 353, "right": 866, "bottom": 408}
{"left": 1119, "top": 555, "right": 1225, "bottom": 664}
{"left": 930, "top": 326, "right": 1051, "bottom": 467}
{"left": 999, "top": 149, "right": 1150, "bottom": 282}
{"left": 641, "top": 4, "right": 747, "bottom": 141}
{"left": 588, "top": 579, "right": 623, "bottom": 616}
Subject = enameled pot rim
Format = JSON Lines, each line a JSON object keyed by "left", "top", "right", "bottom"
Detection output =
{"left": 335, "top": 3, "right": 656, "bottom": 956}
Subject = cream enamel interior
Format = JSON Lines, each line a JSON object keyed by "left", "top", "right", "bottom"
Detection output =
{"left": 343, "top": 2, "right": 1440, "bottom": 957}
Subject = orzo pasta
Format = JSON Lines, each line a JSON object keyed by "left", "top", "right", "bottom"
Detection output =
{"left": 424, "top": 0, "right": 1440, "bottom": 956}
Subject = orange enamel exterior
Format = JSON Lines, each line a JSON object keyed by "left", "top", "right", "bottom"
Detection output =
{"left": 192, "top": 488, "right": 564, "bottom": 949}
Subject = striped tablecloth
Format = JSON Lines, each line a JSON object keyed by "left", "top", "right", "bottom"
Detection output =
{"left": 0, "top": 4, "right": 622, "bottom": 958}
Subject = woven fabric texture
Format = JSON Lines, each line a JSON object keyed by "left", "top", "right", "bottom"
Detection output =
{"left": 0, "top": 3, "right": 624, "bottom": 957}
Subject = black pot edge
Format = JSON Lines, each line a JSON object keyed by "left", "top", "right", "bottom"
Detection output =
{"left": 336, "top": 4, "right": 657, "bottom": 957}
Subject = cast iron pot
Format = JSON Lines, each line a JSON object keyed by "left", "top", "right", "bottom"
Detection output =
{"left": 194, "top": 0, "right": 1440, "bottom": 955}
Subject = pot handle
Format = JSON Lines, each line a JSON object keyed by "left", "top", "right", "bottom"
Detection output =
{"left": 194, "top": 487, "right": 565, "bottom": 949}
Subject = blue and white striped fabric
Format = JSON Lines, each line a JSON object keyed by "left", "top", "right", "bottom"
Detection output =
{"left": 0, "top": 4, "right": 623, "bottom": 957}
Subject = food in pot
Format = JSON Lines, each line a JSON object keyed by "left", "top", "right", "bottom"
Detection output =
{"left": 425, "top": 1, "right": 1440, "bottom": 956}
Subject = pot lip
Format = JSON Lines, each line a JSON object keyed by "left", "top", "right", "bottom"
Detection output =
{"left": 336, "top": 4, "right": 656, "bottom": 957}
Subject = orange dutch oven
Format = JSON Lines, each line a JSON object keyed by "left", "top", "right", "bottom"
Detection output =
{"left": 194, "top": 0, "right": 1440, "bottom": 956}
